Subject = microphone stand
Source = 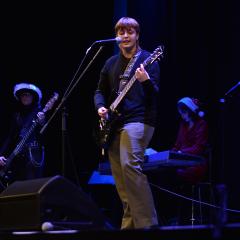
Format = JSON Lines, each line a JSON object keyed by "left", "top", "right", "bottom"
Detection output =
{"left": 213, "top": 97, "right": 227, "bottom": 239}
{"left": 212, "top": 81, "right": 239, "bottom": 238}
{"left": 40, "top": 46, "right": 104, "bottom": 179}
{"left": 61, "top": 105, "right": 68, "bottom": 177}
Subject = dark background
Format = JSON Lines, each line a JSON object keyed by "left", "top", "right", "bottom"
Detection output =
{"left": 0, "top": 0, "right": 240, "bottom": 225}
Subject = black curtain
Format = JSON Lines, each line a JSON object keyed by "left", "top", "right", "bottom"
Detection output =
{"left": 0, "top": 0, "right": 240, "bottom": 222}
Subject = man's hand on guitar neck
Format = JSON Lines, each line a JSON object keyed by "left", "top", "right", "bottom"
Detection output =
{"left": 135, "top": 64, "right": 150, "bottom": 83}
{"left": 0, "top": 156, "right": 6, "bottom": 166}
{"left": 98, "top": 107, "right": 109, "bottom": 119}
{"left": 37, "top": 111, "right": 46, "bottom": 125}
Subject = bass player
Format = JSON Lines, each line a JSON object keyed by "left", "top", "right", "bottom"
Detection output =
{"left": 94, "top": 17, "right": 161, "bottom": 230}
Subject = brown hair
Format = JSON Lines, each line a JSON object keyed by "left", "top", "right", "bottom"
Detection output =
{"left": 114, "top": 17, "right": 140, "bottom": 34}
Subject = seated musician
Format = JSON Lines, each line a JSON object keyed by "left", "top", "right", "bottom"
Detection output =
{"left": 172, "top": 97, "right": 209, "bottom": 185}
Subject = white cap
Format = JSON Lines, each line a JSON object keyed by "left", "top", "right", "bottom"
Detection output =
{"left": 178, "top": 97, "right": 204, "bottom": 117}
{"left": 13, "top": 83, "right": 42, "bottom": 103}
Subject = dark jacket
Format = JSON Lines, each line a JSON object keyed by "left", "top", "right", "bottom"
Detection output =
{"left": 0, "top": 104, "right": 43, "bottom": 156}
{"left": 94, "top": 50, "right": 160, "bottom": 128}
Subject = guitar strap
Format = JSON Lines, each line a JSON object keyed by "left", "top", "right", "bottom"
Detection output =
{"left": 118, "top": 50, "right": 142, "bottom": 94}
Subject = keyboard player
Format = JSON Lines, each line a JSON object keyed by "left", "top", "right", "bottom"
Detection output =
{"left": 172, "top": 96, "right": 209, "bottom": 185}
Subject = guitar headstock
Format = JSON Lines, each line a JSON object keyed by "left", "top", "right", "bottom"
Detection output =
{"left": 143, "top": 45, "right": 164, "bottom": 67}
{"left": 43, "top": 92, "right": 59, "bottom": 113}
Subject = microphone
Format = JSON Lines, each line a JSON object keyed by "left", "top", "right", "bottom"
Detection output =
{"left": 95, "top": 37, "right": 122, "bottom": 44}
{"left": 224, "top": 81, "right": 240, "bottom": 97}
{"left": 86, "top": 37, "right": 122, "bottom": 54}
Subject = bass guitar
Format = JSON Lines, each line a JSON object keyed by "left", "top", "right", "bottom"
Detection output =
{"left": 98, "top": 46, "right": 164, "bottom": 149}
{"left": 0, "top": 92, "right": 59, "bottom": 187}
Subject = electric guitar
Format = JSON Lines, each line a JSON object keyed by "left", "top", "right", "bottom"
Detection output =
{"left": 98, "top": 46, "right": 164, "bottom": 149}
{"left": 0, "top": 92, "right": 59, "bottom": 187}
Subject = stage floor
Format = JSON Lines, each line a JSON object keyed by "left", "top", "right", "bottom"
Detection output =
{"left": 0, "top": 223, "right": 240, "bottom": 240}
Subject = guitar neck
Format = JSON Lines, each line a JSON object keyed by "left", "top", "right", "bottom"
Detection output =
{"left": 6, "top": 92, "right": 58, "bottom": 159}
{"left": 109, "top": 58, "right": 150, "bottom": 112}
{"left": 110, "top": 75, "right": 137, "bottom": 112}
{"left": 0, "top": 119, "right": 39, "bottom": 179}
{"left": 10, "top": 120, "right": 38, "bottom": 160}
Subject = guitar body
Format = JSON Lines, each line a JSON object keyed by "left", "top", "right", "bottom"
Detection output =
{"left": 0, "top": 168, "right": 11, "bottom": 189}
{"left": 97, "top": 111, "right": 120, "bottom": 149}
{"left": 98, "top": 119, "right": 112, "bottom": 149}
{"left": 0, "top": 151, "right": 18, "bottom": 188}
{"left": 0, "top": 168, "right": 13, "bottom": 189}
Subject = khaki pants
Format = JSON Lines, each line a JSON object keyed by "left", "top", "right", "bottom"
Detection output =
{"left": 108, "top": 122, "right": 158, "bottom": 229}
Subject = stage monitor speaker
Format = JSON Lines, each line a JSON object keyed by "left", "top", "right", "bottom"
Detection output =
{"left": 0, "top": 175, "right": 110, "bottom": 231}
